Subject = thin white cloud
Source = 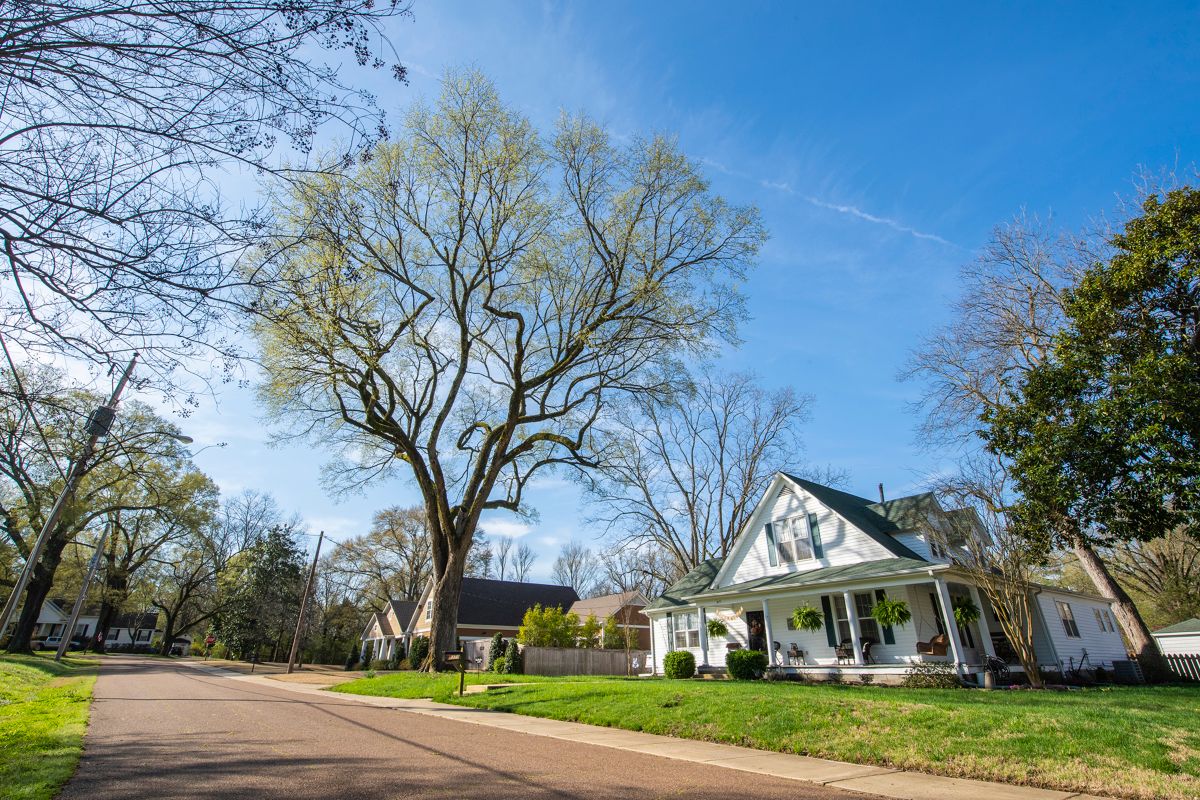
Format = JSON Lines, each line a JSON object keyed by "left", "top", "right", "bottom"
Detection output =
{"left": 479, "top": 517, "right": 533, "bottom": 539}
{"left": 760, "top": 178, "right": 795, "bottom": 193}
{"left": 806, "top": 197, "right": 956, "bottom": 247}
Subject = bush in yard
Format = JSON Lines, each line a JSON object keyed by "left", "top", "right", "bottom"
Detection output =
{"left": 488, "top": 632, "right": 506, "bottom": 669}
{"left": 902, "top": 661, "right": 961, "bottom": 689}
{"left": 726, "top": 649, "right": 768, "bottom": 680}
{"left": 344, "top": 650, "right": 360, "bottom": 670}
{"left": 408, "top": 636, "right": 430, "bottom": 669}
{"left": 517, "top": 604, "right": 580, "bottom": 647}
{"left": 369, "top": 658, "right": 389, "bottom": 671}
{"left": 503, "top": 638, "right": 522, "bottom": 674}
{"left": 397, "top": 658, "right": 411, "bottom": 670}
{"left": 663, "top": 650, "right": 696, "bottom": 679}
{"left": 491, "top": 656, "right": 506, "bottom": 674}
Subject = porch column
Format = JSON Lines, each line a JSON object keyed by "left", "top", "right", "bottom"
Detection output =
{"left": 934, "top": 578, "right": 966, "bottom": 675}
{"left": 360, "top": 639, "right": 369, "bottom": 663}
{"left": 841, "top": 591, "right": 864, "bottom": 665}
{"left": 697, "top": 607, "right": 710, "bottom": 666}
{"left": 648, "top": 615, "right": 657, "bottom": 674}
{"left": 967, "top": 584, "right": 997, "bottom": 659}
{"left": 760, "top": 600, "right": 776, "bottom": 665}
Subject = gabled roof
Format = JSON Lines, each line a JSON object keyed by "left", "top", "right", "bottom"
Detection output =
{"left": 782, "top": 475, "right": 925, "bottom": 560}
{"left": 569, "top": 591, "right": 649, "bottom": 621}
{"left": 110, "top": 612, "right": 159, "bottom": 630}
{"left": 866, "top": 492, "right": 940, "bottom": 531}
{"left": 645, "top": 558, "right": 724, "bottom": 612}
{"left": 388, "top": 600, "right": 417, "bottom": 631}
{"left": 691, "top": 557, "right": 937, "bottom": 602}
{"left": 370, "top": 611, "right": 394, "bottom": 637}
{"left": 457, "top": 578, "right": 579, "bottom": 627}
{"left": 1153, "top": 617, "right": 1200, "bottom": 635}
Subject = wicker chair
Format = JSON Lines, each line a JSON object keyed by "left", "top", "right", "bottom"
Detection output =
{"left": 916, "top": 633, "right": 949, "bottom": 656}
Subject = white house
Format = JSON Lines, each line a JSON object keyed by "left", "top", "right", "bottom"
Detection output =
{"left": 1152, "top": 618, "right": 1200, "bottom": 655}
{"left": 644, "top": 473, "right": 1128, "bottom": 683}
{"left": 360, "top": 599, "right": 418, "bottom": 663}
{"left": 29, "top": 600, "right": 162, "bottom": 650}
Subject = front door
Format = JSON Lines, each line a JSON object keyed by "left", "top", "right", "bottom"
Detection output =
{"left": 745, "top": 610, "right": 766, "bottom": 652}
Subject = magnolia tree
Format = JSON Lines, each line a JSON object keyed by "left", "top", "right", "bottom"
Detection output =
{"left": 250, "top": 71, "right": 765, "bottom": 668}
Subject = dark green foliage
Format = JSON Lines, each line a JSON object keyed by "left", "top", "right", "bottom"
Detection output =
{"left": 726, "top": 648, "right": 768, "bottom": 680}
{"left": 663, "top": 650, "right": 695, "bottom": 679}
{"left": 870, "top": 597, "right": 912, "bottom": 628}
{"left": 344, "top": 650, "right": 360, "bottom": 670}
{"left": 489, "top": 632, "right": 506, "bottom": 671}
{"left": 903, "top": 661, "right": 961, "bottom": 689}
{"left": 408, "top": 636, "right": 430, "bottom": 669}
{"left": 705, "top": 618, "right": 728, "bottom": 637}
{"left": 952, "top": 596, "right": 980, "bottom": 628}
{"left": 491, "top": 656, "right": 506, "bottom": 673}
{"left": 985, "top": 188, "right": 1200, "bottom": 549}
{"left": 791, "top": 604, "right": 824, "bottom": 632}
{"left": 212, "top": 527, "right": 306, "bottom": 661}
{"left": 503, "top": 637, "right": 522, "bottom": 674}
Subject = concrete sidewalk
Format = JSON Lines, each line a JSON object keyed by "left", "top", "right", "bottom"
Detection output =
{"left": 178, "top": 661, "right": 1113, "bottom": 800}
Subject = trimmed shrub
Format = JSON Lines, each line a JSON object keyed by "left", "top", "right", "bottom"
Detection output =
{"left": 408, "top": 636, "right": 430, "bottom": 669}
{"left": 344, "top": 650, "right": 360, "bottom": 670}
{"left": 503, "top": 637, "right": 522, "bottom": 674}
{"left": 397, "top": 658, "right": 411, "bottom": 670}
{"left": 369, "top": 658, "right": 389, "bottom": 671}
{"left": 663, "top": 650, "right": 696, "bottom": 679}
{"left": 488, "top": 632, "right": 506, "bottom": 670}
{"left": 491, "top": 656, "right": 506, "bottom": 674}
{"left": 902, "top": 661, "right": 961, "bottom": 689}
{"left": 726, "top": 648, "right": 768, "bottom": 680}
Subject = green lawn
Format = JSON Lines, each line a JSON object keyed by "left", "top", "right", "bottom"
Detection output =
{"left": 334, "top": 672, "right": 1200, "bottom": 800}
{"left": 0, "top": 654, "right": 97, "bottom": 800}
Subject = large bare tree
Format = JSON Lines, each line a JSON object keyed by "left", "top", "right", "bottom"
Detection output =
{"left": 251, "top": 70, "right": 764, "bottom": 667}
{"left": 904, "top": 214, "right": 1165, "bottom": 674}
{"left": 584, "top": 370, "right": 818, "bottom": 577}
{"left": 324, "top": 505, "right": 432, "bottom": 610}
{"left": 0, "top": 0, "right": 408, "bottom": 381}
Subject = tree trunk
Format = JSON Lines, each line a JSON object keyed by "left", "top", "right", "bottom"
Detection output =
{"left": 158, "top": 610, "right": 177, "bottom": 656}
{"left": 91, "top": 572, "right": 128, "bottom": 653}
{"left": 427, "top": 548, "right": 467, "bottom": 671}
{"left": 6, "top": 535, "right": 69, "bottom": 653}
{"left": 1073, "top": 539, "right": 1169, "bottom": 682}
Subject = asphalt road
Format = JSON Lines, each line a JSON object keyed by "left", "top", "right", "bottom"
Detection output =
{"left": 59, "top": 656, "right": 872, "bottom": 800}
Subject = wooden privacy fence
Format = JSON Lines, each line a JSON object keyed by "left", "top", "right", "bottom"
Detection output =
{"left": 523, "top": 646, "right": 649, "bottom": 677}
{"left": 1164, "top": 653, "right": 1200, "bottom": 681}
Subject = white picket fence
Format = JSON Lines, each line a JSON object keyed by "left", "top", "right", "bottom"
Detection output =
{"left": 1164, "top": 653, "right": 1200, "bottom": 681}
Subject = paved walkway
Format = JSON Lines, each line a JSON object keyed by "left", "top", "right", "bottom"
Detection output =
{"left": 60, "top": 656, "right": 872, "bottom": 800}
{"left": 190, "top": 660, "right": 1112, "bottom": 800}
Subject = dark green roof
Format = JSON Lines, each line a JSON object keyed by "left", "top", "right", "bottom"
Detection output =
{"left": 782, "top": 475, "right": 925, "bottom": 560}
{"left": 644, "top": 558, "right": 724, "bottom": 611}
{"left": 688, "top": 557, "right": 935, "bottom": 602}
{"left": 1154, "top": 617, "right": 1200, "bottom": 635}
{"left": 866, "top": 493, "right": 940, "bottom": 531}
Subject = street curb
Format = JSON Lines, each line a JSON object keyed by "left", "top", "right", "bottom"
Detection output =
{"left": 175, "top": 661, "right": 1115, "bottom": 800}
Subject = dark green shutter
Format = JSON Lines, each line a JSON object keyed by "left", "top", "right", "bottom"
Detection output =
{"left": 765, "top": 522, "right": 778, "bottom": 567}
{"left": 875, "top": 589, "right": 895, "bottom": 644}
{"left": 820, "top": 595, "right": 837, "bottom": 646}
{"left": 807, "top": 513, "right": 824, "bottom": 559}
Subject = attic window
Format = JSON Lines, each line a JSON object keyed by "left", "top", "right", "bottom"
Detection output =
{"left": 928, "top": 535, "right": 947, "bottom": 559}
{"left": 775, "top": 515, "right": 814, "bottom": 563}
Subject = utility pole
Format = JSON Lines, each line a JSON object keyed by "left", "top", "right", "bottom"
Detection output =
{"left": 55, "top": 523, "right": 110, "bottom": 662}
{"left": 286, "top": 531, "right": 323, "bottom": 674}
{"left": 0, "top": 354, "right": 137, "bottom": 644}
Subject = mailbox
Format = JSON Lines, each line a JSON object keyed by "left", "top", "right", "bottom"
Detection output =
{"left": 443, "top": 649, "right": 467, "bottom": 696}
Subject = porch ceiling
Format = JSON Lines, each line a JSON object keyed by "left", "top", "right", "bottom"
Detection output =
{"left": 684, "top": 557, "right": 945, "bottom": 603}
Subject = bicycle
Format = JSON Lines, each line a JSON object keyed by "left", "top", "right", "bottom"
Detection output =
{"left": 1062, "top": 650, "right": 1094, "bottom": 684}
{"left": 984, "top": 654, "right": 1010, "bottom": 684}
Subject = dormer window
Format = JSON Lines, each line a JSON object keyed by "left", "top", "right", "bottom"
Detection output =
{"left": 928, "top": 536, "right": 947, "bottom": 560}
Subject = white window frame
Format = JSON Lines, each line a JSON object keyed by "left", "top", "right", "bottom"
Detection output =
{"left": 425, "top": 602, "right": 432, "bottom": 621}
{"left": 1055, "top": 600, "right": 1080, "bottom": 638}
{"left": 1103, "top": 610, "right": 1116, "bottom": 632}
{"left": 774, "top": 515, "right": 814, "bottom": 563}
{"left": 831, "top": 593, "right": 881, "bottom": 643}
{"left": 672, "top": 611, "right": 700, "bottom": 649}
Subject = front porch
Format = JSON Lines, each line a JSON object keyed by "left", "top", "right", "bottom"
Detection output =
{"left": 654, "top": 567, "right": 1060, "bottom": 680}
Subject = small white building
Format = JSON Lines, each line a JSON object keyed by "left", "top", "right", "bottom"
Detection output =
{"left": 644, "top": 473, "right": 1128, "bottom": 683}
{"left": 1152, "top": 618, "right": 1200, "bottom": 655}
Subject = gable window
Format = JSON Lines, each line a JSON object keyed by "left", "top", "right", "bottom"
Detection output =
{"left": 1055, "top": 600, "right": 1080, "bottom": 638}
{"left": 1103, "top": 610, "right": 1115, "bottom": 632}
{"left": 775, "top": 515, "right": 814, "bottom": 563}
{"left": 425, "top": 602, "right": 432, "bottom": 621}
{"left": 832, "top": 594, "right": 881, "bottom": 643}
{"left": 672, "top": 611, "right": 700, "bottom": 649}
{"left": 928, "top": 535, "right": 947, "bottom": 560}
{"left": 1093, "top": 608, "right": 1115, "bottom": 633}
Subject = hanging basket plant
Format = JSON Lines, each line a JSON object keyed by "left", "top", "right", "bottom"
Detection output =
{"left": 952, "top": 596, "right": 981, "bottom": 628}
{"left": 706, "top": 618, "right": 728, "bottom": 638}
{"left": 870, "top": 597, "right": 912, "bottom": 628}
{"left": 791, "top": 604, "right": 824, "bottom": 633}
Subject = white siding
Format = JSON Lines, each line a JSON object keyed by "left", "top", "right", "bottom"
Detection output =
{"left": 1155, "top": 633, "right": 1200, "bottom": 655}
{"left": 1036, "top": 591, "right": 1127, "bottom": 667}
{"left": 724, "top": 483, "right": 896, "bottom": 586}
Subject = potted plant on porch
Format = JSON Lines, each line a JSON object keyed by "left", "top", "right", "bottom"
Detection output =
{"left": 706, "top": 618, "right": 728, "bottom": 638}
{"left": 790, "top": 604, "right": 824, "bottom": 632}
{"left": 952, "top": 597, "right": 981, "bottom": 629}
{"left": 870, "top": 597, "right": 912, "bottom": 629}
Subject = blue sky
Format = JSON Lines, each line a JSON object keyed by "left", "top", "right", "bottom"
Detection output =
{"left": 177, "top": 2, "right": 1200, "bottom": 576}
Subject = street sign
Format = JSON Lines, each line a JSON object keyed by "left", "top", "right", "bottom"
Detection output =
{"left": 205, "top": 635, "right": 216, "bottom": 646}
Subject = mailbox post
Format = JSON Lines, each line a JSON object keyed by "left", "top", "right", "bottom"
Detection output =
{"left": 444, "top": 650, "right": 466, "bottom": 697}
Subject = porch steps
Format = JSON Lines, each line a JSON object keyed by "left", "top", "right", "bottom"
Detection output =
{"left": 697, "top": 666, "right": 728, "bottom": 679}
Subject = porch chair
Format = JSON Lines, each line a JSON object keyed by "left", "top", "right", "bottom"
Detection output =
{"left": 834, "top": 638, "right": 855, "bottom": 664}
{"left": 916, "top": 633, "right": 949, "bottom": 656}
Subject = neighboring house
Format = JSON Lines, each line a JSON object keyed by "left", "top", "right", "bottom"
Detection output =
{"left": 644, "top": 472, "right": 1127, "bottom": 683}
{"left": 28, "top": 601, "right": 162, "bottom": 650}
{"left": 1152, "top": 618, "right": 1200, "bottom": 655}
{"left": 569, "top": 591, "right": 652, "bottom": 650}
{"left": 360, "top": 599, "right": 418, "bottom": 663}
{"left": 102, "top": 612, "right": 163, "bottom": 650}
{"left": 375, "top": 577, "right": 578, "bottom": 668}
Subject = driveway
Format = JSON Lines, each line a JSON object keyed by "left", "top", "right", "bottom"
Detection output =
{"left": 60, "top": 655, "right": 868, "bottom": 800}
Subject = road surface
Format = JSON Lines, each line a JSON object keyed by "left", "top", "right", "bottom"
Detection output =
{"left": 60, "top": 655, "right": 871, "bottom": 800}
